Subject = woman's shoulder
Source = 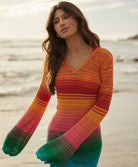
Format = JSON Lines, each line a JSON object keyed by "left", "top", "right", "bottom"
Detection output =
{"left": 95, "top": 47, "right": 113, "bottom": 62}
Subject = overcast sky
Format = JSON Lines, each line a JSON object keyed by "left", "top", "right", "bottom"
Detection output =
{"left": 0, "top": 0, "right": 138, "bottom": 40}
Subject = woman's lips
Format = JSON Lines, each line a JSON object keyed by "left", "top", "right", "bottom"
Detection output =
{"left": 61, "top": 27, "right": 69, "bottom": 33}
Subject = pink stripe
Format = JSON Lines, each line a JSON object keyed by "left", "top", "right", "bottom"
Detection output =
{"left": 16, "top": 106, "right": 43, "bottom": 134}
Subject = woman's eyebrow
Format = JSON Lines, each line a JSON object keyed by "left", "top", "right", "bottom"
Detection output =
{"left": 53, "top": 13, "right": 68, "bottom": 20}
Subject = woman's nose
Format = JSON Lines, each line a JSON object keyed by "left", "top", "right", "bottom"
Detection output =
{"left": 59, "top": 19, "right": 65, "bottom": 26}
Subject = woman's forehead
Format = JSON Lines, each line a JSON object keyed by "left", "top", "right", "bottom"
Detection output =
{"left": 54, "top": 9, "right": 68, "bottom": 19}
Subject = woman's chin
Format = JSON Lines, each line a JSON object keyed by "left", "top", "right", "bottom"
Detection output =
{"left": 60, "top": 33, "right": 76, "bottom": 40}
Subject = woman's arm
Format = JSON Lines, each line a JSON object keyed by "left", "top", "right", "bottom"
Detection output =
{"left": 2, "top": 63, "right": 51, "bottom": 156}
{"left": 36, "top": 49, "right": 113, "bottom": 164}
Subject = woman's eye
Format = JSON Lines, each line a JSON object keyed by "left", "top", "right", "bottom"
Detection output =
{"left": 64, "top": 15, "right": 70, "bottom": 19}
{"left": 53, "top": 14, "right": 70, "bottom": 24}
{"left": 53, "top": 20, "right": 59, "bottom": 24}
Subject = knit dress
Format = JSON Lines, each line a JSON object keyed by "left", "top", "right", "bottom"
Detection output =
{"left": 2, "top": 47, "right": 113, "bottom": 166}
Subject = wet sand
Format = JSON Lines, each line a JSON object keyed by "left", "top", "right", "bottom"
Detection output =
{"left": 0, "top": 91, "right": 138, "bottom": 167}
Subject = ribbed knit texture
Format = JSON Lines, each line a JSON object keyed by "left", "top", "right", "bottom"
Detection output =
{"left": 2, "top": 47, "right": 113, "bottom": 165}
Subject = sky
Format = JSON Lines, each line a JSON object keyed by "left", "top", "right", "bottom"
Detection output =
{"left": 0, "top": 0, "right": 138, "bottom": 40}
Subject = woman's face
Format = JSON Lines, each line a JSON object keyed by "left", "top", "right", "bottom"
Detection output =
{"left": 53, "top": 9, "right": 78, "bottom": 39}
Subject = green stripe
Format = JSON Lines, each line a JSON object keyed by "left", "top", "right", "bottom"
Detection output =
{"left": 59, "top": 136, "right": 76, "bottom": 153}
{"left": 2, "top": 126, "right": 32, "bottom": 156}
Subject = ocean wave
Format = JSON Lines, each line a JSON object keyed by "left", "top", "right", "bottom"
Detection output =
{"left": 120, "top": 68, "right": 138, "bottom": 74}
{"left": 116, "top": 56, "right": 138, "bottom": 63}
{"left": 1, "top": 44, "right": 41, "bottom": 48}
{"left": 8, "top": 55, "right": 43, "bottom": 61}
{"left": 0, "top": 71, "right": 30, "bottom": 78}
{"left": 129, "top": 40, "right": 138, "bottom": 46}
{"left": 0, "top": 109, "right": 21, "bottom": 112}
{"left": 0, "top": 54, "right": 43, "bottom": 61}
{"left": 0, "top": 40, "right": 12, "bottom": 44}
{"left": 0, "top": 92, "right": 20, "bottom": 97}
{"left": 0, "top": 39, "right": 42, "bottom": 48}
{"left": 0, "top": 86, "right": 38, "bottom": 97}
{"left": 113, "top": 88, "right": 138, "bottom": 93}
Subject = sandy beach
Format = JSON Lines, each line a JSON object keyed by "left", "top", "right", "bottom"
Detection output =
{"left": 0, "top": 90, "right": 138, "bottom": 167}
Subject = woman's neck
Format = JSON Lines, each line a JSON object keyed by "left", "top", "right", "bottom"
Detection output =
{"left": 65, "top": 33, "right": 91, "bottom": 55}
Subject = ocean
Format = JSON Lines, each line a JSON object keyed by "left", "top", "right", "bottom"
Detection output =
{"left": 0, "top": 39, "right": 138, "bottom": 112}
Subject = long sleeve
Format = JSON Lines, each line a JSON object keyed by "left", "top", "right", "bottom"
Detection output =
{"left": 2, "top": 65, "right": 51, "bottom": 156}
{"left": 36, "top": 49, "right": 113, "bottom": 164}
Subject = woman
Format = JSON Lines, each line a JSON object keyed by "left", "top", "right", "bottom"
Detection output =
{"left": 2, "top": 1, "right": 113, "bottom": 167}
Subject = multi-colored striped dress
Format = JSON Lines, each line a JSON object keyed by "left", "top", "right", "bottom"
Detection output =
{"left": 2, "top": 47, "right": 113, "bottom": 167}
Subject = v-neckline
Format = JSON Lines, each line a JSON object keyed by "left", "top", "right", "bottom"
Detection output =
{"left": 63, "top": 47, "right": 99, "bottom": 72}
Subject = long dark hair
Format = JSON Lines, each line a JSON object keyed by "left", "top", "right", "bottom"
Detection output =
{"left": 42, "top": 1, "right": 100, "bottom": 95}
